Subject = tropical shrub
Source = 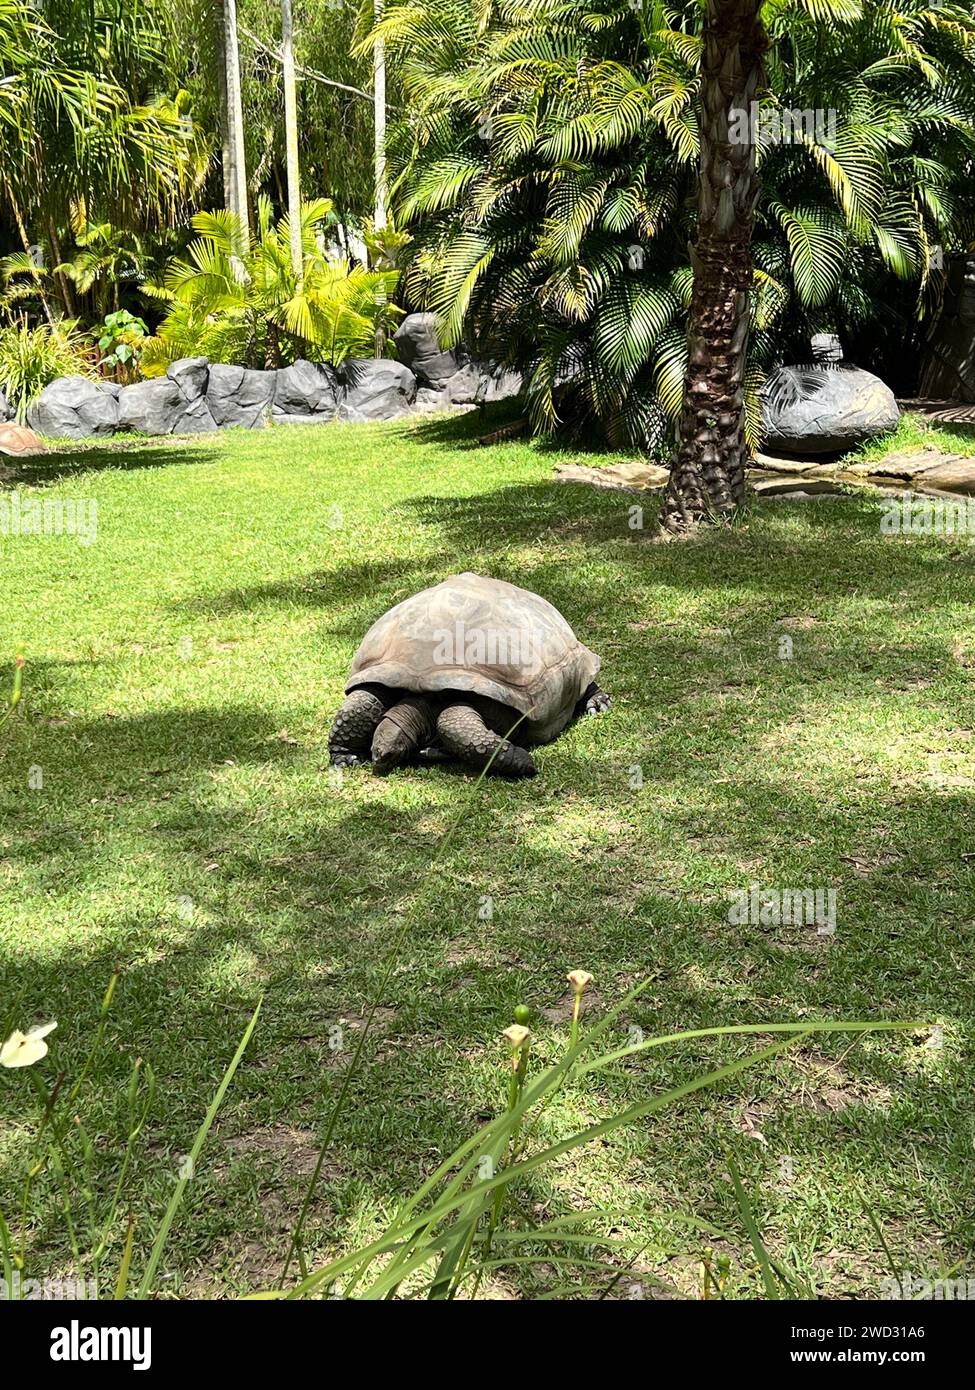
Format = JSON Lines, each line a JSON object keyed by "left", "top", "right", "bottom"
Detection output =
{"left": 94, "top": 309, "right": 149, "bottom": 380}
{"left": 0, "top": 319, "right": 95, "bottom": 421}
{"left": 374, "top": 0, "right": 975, "bottom": 448}
{"left": 150, "top": 197, "right": 403, "bottom": 368}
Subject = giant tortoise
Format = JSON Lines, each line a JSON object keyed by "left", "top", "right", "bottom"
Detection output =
{"left": 328, "top": 573, "right": 609, "bottom": 778}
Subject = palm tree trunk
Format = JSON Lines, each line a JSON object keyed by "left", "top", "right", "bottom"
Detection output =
{"left": 660, "top": 0, "right": 766, "bottom": 533}
{"left": 214, "top": 0, "right": 234, "bottom": 212}
{"left": 224, "top": 0, "right": 250, "bottom": 239}
{"left": 3, "top": 180, "right": 56, "bottom": 327}
{"left": 372, "top": 0, "right": 388, "bottom": 357}
{"left": 373, "top": 0, "right": 387, "bottom": 233}
{"left": 281, "top": 0, "right": 303, "bottom": 280}
{"left": 46, "top": 217, "right": 78, "bottom": 320}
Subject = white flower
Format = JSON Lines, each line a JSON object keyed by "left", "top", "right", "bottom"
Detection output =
{"left": 501, "top": 1024, "right": 530, "bottom": 1051}
{"left": 0, "top": 1021, "right": 57, "bottom": 1069}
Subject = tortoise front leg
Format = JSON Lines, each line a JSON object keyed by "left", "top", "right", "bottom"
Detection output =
{"left": 328, "top": 685, "right": 390, "bottom": 766}
{"left": 437, "top": 703, "right": 537, "bottom": 779}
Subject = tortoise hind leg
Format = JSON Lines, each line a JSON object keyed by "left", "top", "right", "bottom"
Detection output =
{"left": 329, "top": 685, "right": 390, "bottom": 767}
{"left": 437, "top": 703, "right": 536, "bottom": 779}
{"left": 577, "top": 681, "right": 611, "bottom": 717}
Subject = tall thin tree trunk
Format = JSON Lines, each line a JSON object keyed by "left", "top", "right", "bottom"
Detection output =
{"left": 660, "top": 0, "right": 765, "bottom": 533}
{"left": 224, "top": 0, "right": 250, "bottom": 239}
{"left": 46, "top": 217, "right": 78, "bottom": 321}
{"left": 3, "top": 180, "right": 56, "bottom": 326}
{"left": 281, "top": 0, "right": 302, "bottom": 279}
{"left": 372, "top": 0, "right": 388, "bottom": 357}
{"left": 373, "top": 0, "right": 387, "bottom": 233}
{"left": 214, "top": 0, "right": 233, "bottom": 211}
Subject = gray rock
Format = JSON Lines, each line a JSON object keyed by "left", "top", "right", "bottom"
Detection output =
{"left": 475, "top": 365, "right": 524, "bottom": 403}
{"left": 118, "top": 375, "right": 216, "bottom": 435}
{"left": 118, "top": 379, "right": 181, "bottom": 434}
{"left": 206, "top": 363, "right": 275, "bottom": 428}
{"left": 413, "top": 386, "right": 453, "bottom": 413}
{"left": 167, "top": 356, "right": 209, "bottom": 399}
{"left": 761, "top": 365, "right": 899, "bottom": 454}
{"left": 29, "top": 376, "right": 119, "bottom": 439}
{"left": 443, "top": 364, "right": 482, "bottom": 405}
{"left": 392, "top": 313, "right": 461, "bottom": 387}
{"left": 340, "top": 359, "right": 417, "bottom": 419}
{"left": 273, "top": 359, "right": 339, "bottom": 418}
{"left": 271, "top": 413, "right": 331, "bottom": 427}
{"left": 0, "top": 389, "right": 10, "bottom": 421}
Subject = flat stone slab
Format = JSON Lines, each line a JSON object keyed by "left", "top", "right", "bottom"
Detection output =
{"left": 553, "top": 446, "right": 975, "bottom": 502}
{"left": 909, "top": 458, "right": 975, "bottom": 494}
{"left": 553, "top": 461, "right": 670, "bottom": 491}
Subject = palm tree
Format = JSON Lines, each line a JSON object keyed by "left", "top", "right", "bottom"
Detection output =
{"left": 153, "top": 196, "right": 402, "bottom": 367}
{"left": 0, "top": 0, "right": 202, "bottom": 314}
{"left": 374, "top": 0, "right": 388, "bottom": 233}
{"left": 373, "top": 0, "right": 975, "bottom": 459}
{"left": 659, "top": 0, "right": 765, "bottom": 531}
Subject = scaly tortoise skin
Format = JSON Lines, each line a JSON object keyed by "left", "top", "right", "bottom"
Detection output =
{"left": 328, "top": 573, "right": 609, "bottom": 779}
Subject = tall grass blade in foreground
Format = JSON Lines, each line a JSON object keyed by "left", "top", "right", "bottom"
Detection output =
{"left": 135, "top": 999, "right": 262, "bottom": 1298}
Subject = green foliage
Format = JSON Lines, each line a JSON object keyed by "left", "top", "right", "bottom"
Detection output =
{"left": 95, "top": 308, "right": 149, "bottom": 379}
{"left": 0, "top": 319, "right": 94, "bottom": 421}
{"left": 273, "top": 995, "right": 917, "bottom": 1299}
{"left": 0, "top": 650, "right": 24, "bottom": 735}
{"left": 0, "top": 961, "right": 915, "bottom": 1300}
{"left": 374, "top": 0, "right": 975, "bottom": 448}
{"left": 0, "top": 0, "right": 205, "bottom": 237}
{"left": 200, "top": 0, "right": 378, "bottom": 226}
{"left": 0, "top": 976, "right": 260, "bottom": 1302}
{"left": 151, "top": 197, "right": 403, "bottom": 367}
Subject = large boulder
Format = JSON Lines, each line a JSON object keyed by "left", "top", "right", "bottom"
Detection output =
{"left": 29, "top": 376, "right": 119, "bottom": 439}
{"left": 206, "top": 363, "right": 275, "bottom": 428}
{"left": 273, "top": 359, "right": 340, "bottom": 421}
{"left": 167, "top": 355, "right": 210, "bottom": 401}
{"left": 443, "top": 363, "right": 482, "bottom": 405}
{"left": 761, "top": 364, "right": 899, "bottom": 454}
{"left": 339, "top": 360, "right": 417, "bottom": 420}
{"left": 392, "top": 313, "right": 461, "bottom": 388}
{"left": 475, "top": 365, "right": 524, "bottom": 404}
{"left": 117, "top": 375, "right": 216, "bottom": 435}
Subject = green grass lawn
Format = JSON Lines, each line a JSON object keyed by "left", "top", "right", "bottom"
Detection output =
{"left": 2, "top": 408, "right": 974, "bottom": 1298}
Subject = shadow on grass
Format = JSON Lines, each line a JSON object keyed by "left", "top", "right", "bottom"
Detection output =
{"left": 1, "top": 439, "right": 219, "bottom": 488}
{"left": 3, "top": 467, "right": 974, "bottom": 1295}
{"left": 3, "top": 695, "right": 971, "bottom": 1292}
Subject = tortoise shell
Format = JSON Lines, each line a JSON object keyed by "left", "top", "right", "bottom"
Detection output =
{"left": 346, "top": 573, "right": 600, "bottom": 744}
{"left": 0, "top": 424, "right": 48, "bottom": 457}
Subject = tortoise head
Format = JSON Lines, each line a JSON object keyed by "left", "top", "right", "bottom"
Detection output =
{"left": 371, "top": 695, "right": 437, "bottom": 775}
